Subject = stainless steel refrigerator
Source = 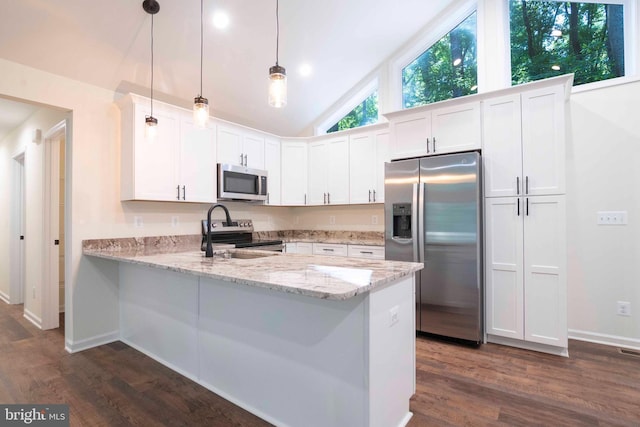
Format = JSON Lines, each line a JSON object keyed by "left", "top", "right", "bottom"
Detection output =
{"left": 384, "top": 152, "right": 482, "bottom": 343}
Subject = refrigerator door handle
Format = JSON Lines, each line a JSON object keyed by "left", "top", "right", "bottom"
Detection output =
{"left": 418, "top": 182, "right": 425, "bottom": 263}
{"left": 412, "top": 183, "right": 419, "bottom": 262}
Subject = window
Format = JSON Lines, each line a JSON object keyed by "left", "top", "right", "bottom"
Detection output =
{"left": 510, "top": 1, "right": 625, "bottom": 86}
{"left": 326, "top": 90, "right": 379, "bottom": 133}
{"left": 402, "top": 12, "right": 477, "bottom": 109}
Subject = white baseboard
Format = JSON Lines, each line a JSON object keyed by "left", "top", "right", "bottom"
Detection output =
{"left": 0, "top": 290, "right": 10, "bottom": 304}
{"left": 569, "top": 329, "right": 640, "bottom": 351}
{"left": 23, "top": 308, "right": 42, "bottom": 329}
{"left": 65, "top": 330, "right": 120, "bottom": 353}
{"left": 487, "top": 334, "right": 569, "bottom": 357}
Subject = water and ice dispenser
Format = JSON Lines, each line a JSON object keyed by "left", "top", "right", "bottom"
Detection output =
{"left": 392, "top": 203, "right": 412, "bottom": 239}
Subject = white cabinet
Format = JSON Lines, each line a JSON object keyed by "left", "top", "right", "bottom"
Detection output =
{"left": 217, "top": 124, "right": 265, "bottom": 169}
{"left": 308, "top": 135, "right": 349, "bottom": 205}
{"left": 281, "top": 140, "right": 308, "bottom": 205}
{"left": 388, "top": 101, "right": 481, "bottom": 160}
{"left": 483, "top": 85, "right": 565, "bottom": 198}
{"left": 347, "top": 245, "right": 385, "bottom": 259}
{"left": 118, "top": 94, "right": 216, "bottom": 203}
{"left": 312, "top": 243, "right": 348, "bottom": 257}
{"left": 349, "top": 128, "right": 389, "bottom": 204}
{"left": 485, "top": 195, "right": 567, "bottom": 349}
{"left": 264, "top": 138, "right": 281, "bottom": 205}
{"left": 285, "top": 242, "right": 313, "bottom": 254}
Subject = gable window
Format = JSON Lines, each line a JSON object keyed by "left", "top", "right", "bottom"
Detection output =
{"left": 402, "top": 12, "right": 478, "bottom": 109}
{"left": 510, "top": 1, "right": 625, "bottom": 86}
{"left": 326, "top": 90, "right": 379, "bottom": 133}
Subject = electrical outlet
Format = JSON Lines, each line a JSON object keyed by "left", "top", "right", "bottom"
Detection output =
{"left": 617, "top": 301, "right": 631, "bottom": 316}
{"left": 389, "top": 306, "right": 399, "bottom": 326}
{"left": 329, "top": 215, "right": 336, "bottom": 225}
{"left": 134, "top": 216, "right": 144, "bottom": 228}
{"left": 597, "top": 211, "right": 628, "bottom": 225}
{"left": 371, "top": 215, "right": 378, "bottom": 225}
{"left": 171, "top": 216, "right": 179, "bottom": 227}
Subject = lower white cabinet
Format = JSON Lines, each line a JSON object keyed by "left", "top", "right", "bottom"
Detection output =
{"left": 285, "top": 242, "right": 313, "bottom": 254}
{"left": 313, "top": 243, "right": 348, "bottom": 257}
{"left": 485, "top": 195, "right": 567, "bottom": 352}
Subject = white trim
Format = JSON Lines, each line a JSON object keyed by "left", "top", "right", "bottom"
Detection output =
{"left": 64, "top": 330, "right": 120, "bottom": 354}
{"left": 0, "top": 290, "right": 10, "bottom": 304}
{"left": 42, "top": 120, "right": 65, "bottom": 330}
{"left": 9, "top": 152, "right": 26, "bottom": 305}
{"left": 23, "top": 308, "right": 43, "bottom": 329}
{"left": 315, "top": 77, "right": 380, "bottom": 135}
{"left": 389, "top": 0, "right": 478, "bottom": 111}
{"left": 487, "top": 334, "right": 570, "bottom": 357}
{"left": 569, "top": 329, "right": 640, "bottom": 352}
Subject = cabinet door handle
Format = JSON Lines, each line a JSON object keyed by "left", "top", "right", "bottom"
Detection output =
{"left": 323, "top": 193, "right": 327, "bottom": 204}
{"left": 426, "top": 138, "right": 430, "bottom": 153}
{"left": 526, "top": 197, "right": 529, "bottom": 216}
{"left": 304, "top": 193, "right": 307, "bottom": 205}
{"left": 267, "top": 192, "right": 270, "bottom": 204}
{"left": 361, "top": 251, "right": 373, "bottom": 255}
{"left": 323, "top": 248, "right": 334, "bottom": 252}
{"left": 328, "top": 193, "right": 330, "bottom": 204}
{"left": 244, "top": 154, "right": 248, "bottom": 166}
{"left": 517, "top": 198, "right": 520, "bottom": 216}
{"left": 433, "top": 137, "right": 436, "bottom": 152}
{"left": 182, "top": 185, "right": 186, "bottom": 200}
{"left": 369, "top": 190, "right": 372, "bottom": 203}
{"left": 373, "top": 189, "right": 376, "bottom": 202}
{"left": 525, "top": 176, "right": 529, "bottom": 194}
{"left": 516, "top": 177, "right": 520, "bottom": 195}
{"left": 240, "top": 153, "right": 244, "bottom": 166}
{"left": 176, "top": 185, "right": 180, "bottom": 200}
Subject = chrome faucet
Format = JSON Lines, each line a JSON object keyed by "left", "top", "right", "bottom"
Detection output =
{"left": 205, "top": 204, "right": 234, "bottom": 257}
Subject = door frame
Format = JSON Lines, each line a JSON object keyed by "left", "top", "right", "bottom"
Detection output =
{"left": 42, "top": 120, "right": 66, "bottom": 330}
{"left": 8, "top": 152, "right": 26, "bottom": 305}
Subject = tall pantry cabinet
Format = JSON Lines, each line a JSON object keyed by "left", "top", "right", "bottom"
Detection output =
{"left": 482, "top": 76, "right": 572, "bottom": 356}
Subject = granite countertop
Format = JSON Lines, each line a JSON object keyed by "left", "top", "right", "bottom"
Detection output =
{"left": 83, "top": 236, "right": 421, "bottom": 301}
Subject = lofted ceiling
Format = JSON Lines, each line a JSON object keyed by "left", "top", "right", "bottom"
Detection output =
{"left": 0, "top": 0, "right": 456, "bottom": 136}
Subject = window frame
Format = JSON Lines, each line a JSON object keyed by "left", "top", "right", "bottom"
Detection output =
{"left": 507, "top": 0, "right": 637, "bottom": 92}
{"left": 390, "top": 0, "right": 478, "bottom": 111}
{"left": 315, "top": 77, "right": 379, "bottom": 135}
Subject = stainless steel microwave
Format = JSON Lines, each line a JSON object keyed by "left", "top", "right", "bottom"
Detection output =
{"left": 217, "top": 163, "right": 268, "bottom": 201}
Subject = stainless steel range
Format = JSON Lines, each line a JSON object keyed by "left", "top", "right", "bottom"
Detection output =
{"left": 200, "top": 219, "right": 283, "bottom": 252}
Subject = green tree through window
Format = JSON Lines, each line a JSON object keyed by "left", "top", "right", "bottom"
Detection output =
{"left": 327, "top": 91, "right": 379, "bottom": 133}
{"left": 510, "top": 1, "right": 625, "bottom": 85}
{"left": 402, "top": 12, "right": 478, "bottom": 109}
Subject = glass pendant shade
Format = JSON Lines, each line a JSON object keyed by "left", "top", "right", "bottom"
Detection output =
{"left": 193, "top": 96, "right": 209, "bottom": 127}
{"left": 268, "top": 65, "right": 287, "bottom": 108}
{"left": 145, "top": 115, "right": 158, "bottom": 139}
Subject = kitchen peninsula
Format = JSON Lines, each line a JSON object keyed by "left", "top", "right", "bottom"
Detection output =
{"left": 83, "top": 236, "right": 422, "bottom": 427}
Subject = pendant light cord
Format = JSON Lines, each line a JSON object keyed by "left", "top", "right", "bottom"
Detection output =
{"left": 200, "top": 0, "right": 203, "bottom": 96}
{"left": 150, "top": 13, "right": 155, "bottom": 117}
{"left": 275, "top": 0, "right": 279, "bottom": 66}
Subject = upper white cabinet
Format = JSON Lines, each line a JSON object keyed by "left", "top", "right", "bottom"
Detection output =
{"left": 307, "top": 135, "right": 349, "bottom": 205}
{"left": 264, "top": 138, "right": 281, "bottom": 205}
{"left": 281, "top": 139, "right": 308, "bottom": 205}
{"left": 387, "top": 100, "right": 481, "bottom": 160}
{"left": 483, "top": 85, "right": 566, "bottom": 198}
{"left": 217, "top": 123, "right": 265, "bottom": 169}
{"left": 349, "top": 127, "right": 389, "bottom": 204}
{"left": 118, "top": 94, "right": 216, "bottom": 203}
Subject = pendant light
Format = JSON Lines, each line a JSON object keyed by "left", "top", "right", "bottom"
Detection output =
{"left": 193, "top": 0, "right": 209, "bottom": 127}
{"left": 143, "top": 0, "right": 160, "bottom": 138}
{"left": 268, "top": 0, "right": 287, "bottom": 108}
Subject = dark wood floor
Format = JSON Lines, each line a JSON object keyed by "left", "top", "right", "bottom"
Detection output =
{"left": 1, "top": 303, "right": 639, "bottom": 426}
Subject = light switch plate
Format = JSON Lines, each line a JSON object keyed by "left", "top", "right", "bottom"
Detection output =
{"left": 597, "top": 211, "right": 627, "bottom": 225}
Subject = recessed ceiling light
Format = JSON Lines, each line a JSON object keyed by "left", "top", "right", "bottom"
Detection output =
{"left": 551, "top": 65, "right": 561, "bottom": 71}
{"left": 299, "top": 63, "right": 313, "bottom": 77}
{"left": 212, "top": 11, "right": 229, "bottom": 30}
{"left": 551, "top": 29, "right": 562, "bottom": 37}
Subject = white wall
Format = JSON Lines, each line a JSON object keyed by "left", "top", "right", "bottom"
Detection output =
{"left": 567, "top": 81, "right": 640, "bottom": 348}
